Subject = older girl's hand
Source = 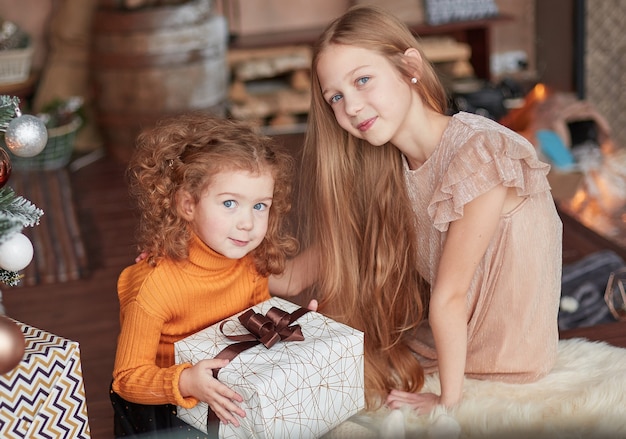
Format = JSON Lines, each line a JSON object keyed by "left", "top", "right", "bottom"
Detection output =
{"left": 179, "top": 359, "right": 246, "bottom": 427}
{"left": 386, "top": 389, "right": 442, "bottom": 414}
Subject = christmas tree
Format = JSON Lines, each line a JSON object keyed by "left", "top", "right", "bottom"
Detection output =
{"left": 0, "top": 95, "right": 45, "bottom": 286}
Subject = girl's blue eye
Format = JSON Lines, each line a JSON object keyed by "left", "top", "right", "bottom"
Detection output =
{"left": 329, "top": 94, "right": 342, "bottom": 104}
{"left": 254, "top": 203, "right": 268, "bottom": 211}
{"left": 223, "top": 200, "right": 236, "bottom": 208}
{"left": 357, "top": 76, "right": 370, "bottom": 86}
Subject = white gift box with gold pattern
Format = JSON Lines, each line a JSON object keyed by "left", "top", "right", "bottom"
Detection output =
{"left": 0, "top": 320, "right": 91, "bottom": 438}
{"left": 175, "top": 297, "right": 364, "bottom": 438}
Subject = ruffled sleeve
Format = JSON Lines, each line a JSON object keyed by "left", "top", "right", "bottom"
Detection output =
{"left": 428, "top": 126, "right": 551, "bottom": 232}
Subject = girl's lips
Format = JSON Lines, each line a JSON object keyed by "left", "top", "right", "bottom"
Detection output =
{"left": 357, "top": 117, "right": 376, "bottom": 132}
{"left": 230, "top": 238, "right": 249, "bottom": 247}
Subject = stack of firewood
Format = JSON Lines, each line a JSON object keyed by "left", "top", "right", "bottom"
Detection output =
{"left": 227, "top": 45, "right": 311, "bottom": 130}
{"left": 226, "top": 37, "right": 471, "bottom": 131}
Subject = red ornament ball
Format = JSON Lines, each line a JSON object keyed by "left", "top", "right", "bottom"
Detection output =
{"left": 0, "top": 148, "right": 11, "bottom": 189}
{"left": 0, "top": 315, "right": 25, "bottom": 375}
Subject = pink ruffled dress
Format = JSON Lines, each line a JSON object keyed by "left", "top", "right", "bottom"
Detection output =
{"left": 404, "top": 112, "right": 562, "bottom": 383}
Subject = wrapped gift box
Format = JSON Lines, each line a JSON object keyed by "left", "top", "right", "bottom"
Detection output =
{"left": 175, "top": 297, "right": 364, "bottom": 438}
{"left": 0, "top": 320, "right": 91, "bottom": 438}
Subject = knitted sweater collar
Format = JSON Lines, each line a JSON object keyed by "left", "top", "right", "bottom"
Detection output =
{"left": 182, "top": 233, "right": 249, "bottom": 274}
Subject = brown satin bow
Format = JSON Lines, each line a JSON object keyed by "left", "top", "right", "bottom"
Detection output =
{"left": 211, "top": 305, "right": 310, "bottom": 378}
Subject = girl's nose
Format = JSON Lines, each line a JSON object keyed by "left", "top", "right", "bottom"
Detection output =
{"left": 236, "top": 210, "right": 254, "bottom": 230}
{"left": 344, "top": 94, "right": 363, "bottom": 116}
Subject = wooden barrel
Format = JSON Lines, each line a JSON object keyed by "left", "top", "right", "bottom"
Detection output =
{"left": 91, "top": 0, "right": 228, "bottom": 162}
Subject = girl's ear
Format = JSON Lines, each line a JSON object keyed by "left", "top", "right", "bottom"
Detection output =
{"left": 177, "top": 190, "right": 195, "bottom": 221}
{"left": 403, "top": 47, "right": 423, "bottom": 79}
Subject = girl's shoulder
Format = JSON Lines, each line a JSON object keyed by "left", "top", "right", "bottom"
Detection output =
{"left": 118, "top": 258, "right": 176, "bottom": 297}
{"left": 449, "top": 112, "right": 531, "bottom": 145}
{"left": 444, "top": 112, "right": 537, "bottom": 159}
{"left": 428, "top": 113, "right": 551, "bottom": 230}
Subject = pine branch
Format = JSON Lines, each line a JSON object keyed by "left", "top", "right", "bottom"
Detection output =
{"left": 0, "top": 95, "right": 20, "bottom": 133}
{"left": 0, "top": 217, "right": 24, "bottom": 245}
{"left": 0, "top": 186, "right": 44, "bottom": 245}
{"left": 0, "top": 268, "right": 21, "bottom": 287}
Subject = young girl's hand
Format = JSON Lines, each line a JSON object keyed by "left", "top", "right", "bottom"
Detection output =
{"left": 135, "top": 252, "right": 148, "bottom": 263}
{"left": 386, "top": 389, "right": 442, "bottom": 414}
{"left": 179, "top": 359, "right": 246, "bottom": 426}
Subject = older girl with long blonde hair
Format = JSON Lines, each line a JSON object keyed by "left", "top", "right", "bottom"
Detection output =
{"left": 272, "top": 5, "right": 561, "bottom": 414}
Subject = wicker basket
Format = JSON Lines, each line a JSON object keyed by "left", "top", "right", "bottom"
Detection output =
{"left": 5, "top": 117, "right": 82, "bottom": 170}
{"left": 0, "top": 45, "right": 33, "bottom": 85}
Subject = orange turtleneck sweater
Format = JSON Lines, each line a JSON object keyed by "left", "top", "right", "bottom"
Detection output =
{"left": 112, "top": 234, "right": 270, "bottom": 408}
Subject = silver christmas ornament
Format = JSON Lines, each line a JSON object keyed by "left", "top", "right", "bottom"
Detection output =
{"left": 4, "top": 114, "right": 48, "bottom": 158}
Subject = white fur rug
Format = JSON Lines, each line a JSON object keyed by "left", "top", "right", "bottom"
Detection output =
{"left": 327, "top": 338, "right": 626, "bottom": 439}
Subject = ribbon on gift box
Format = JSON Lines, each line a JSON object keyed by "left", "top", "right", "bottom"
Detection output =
{"left": 207, "top": 305, "right": 310, "bottom": 430}
{"left": 212, "top": 306, "right": 311, "bottom": 378}
{"left": 218, "top": 306, "right": 309, "bottom": 350}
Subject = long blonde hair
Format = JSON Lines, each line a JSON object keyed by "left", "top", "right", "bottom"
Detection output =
{"left": 300, "top": 5, "right": 447, "bottom": 408}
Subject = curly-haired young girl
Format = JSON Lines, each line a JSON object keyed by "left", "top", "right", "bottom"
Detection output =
{"left": 111, "top": 113, "right": 298, "bottom": 437}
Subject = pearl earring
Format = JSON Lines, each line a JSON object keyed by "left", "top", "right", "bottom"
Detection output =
{"left": 411, "top": 77, "right": 418, "bottom": 84}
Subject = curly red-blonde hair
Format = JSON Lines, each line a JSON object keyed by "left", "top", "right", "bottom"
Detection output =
{"left": 127, "top": 112, "right": 298, "bottom": 276}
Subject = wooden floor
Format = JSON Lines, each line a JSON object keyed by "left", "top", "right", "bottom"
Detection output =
{"left": 3, "top": 137, "right": 626, "bottom": 439}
